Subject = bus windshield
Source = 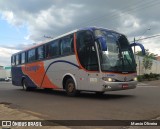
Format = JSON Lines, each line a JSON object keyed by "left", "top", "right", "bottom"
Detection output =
{"left": 95, "top": 29, "right": 136, "bottom": 73}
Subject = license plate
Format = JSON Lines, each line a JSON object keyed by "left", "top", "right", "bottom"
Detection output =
{"left": 122, "top": 84, "right": 129, "bottom": 88}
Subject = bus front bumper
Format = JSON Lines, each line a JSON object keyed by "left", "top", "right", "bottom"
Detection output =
{"left": 102, "top": 81, "right": 137, "bottom": 91}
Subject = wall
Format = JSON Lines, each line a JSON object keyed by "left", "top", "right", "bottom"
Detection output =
{"left": 0, "top": 66, "right": 11, "bottom": 79}
{"left": 136, "top": 56, "right": 160, "bottom": 75}
{"left": 0, "top": 69, "right": 7, "bottom": 79}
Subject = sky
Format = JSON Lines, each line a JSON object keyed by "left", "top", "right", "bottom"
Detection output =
{"left": 0, "top": 0, "right": 160, "bottom": 66}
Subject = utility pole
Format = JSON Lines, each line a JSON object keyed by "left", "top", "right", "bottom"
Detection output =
{"left": 134, "top": 28, "right": 151, "bottom": 75}
{"left": 134, "top": 37, "right": 136, "bottom": 56}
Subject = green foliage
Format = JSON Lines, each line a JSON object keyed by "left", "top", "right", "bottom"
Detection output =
{"left": 143, "top": 74, "right": 150, "bottom": 80}
{"left": 143, "top": 57, "right": 152, "bottom": 71}
{"left": 137, "top": 73, "right": 160, "bottom": 81}
{"left": 137, "top": 75, "right": 143, "bottom": 82}
{"left": 136, "top": 49, "right": 157, "bottom": 59}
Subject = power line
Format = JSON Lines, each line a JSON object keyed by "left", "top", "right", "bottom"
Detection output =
{"left": 67, "top": 0, "right": 160, "bottom": 30}
{"left": 90, "top": 0, "right": 160, "bottom": 28}
{"left": 137, "top": 34, "right": 160, "bottom": 41}
{"left": 130, "top": 34, "right": 160, "bottom": 42}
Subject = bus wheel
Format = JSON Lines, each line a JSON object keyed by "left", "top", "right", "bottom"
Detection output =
{"left": 65, "top": 78, "right": 78, "bottom": 97}
{"left": 95, "top": 91, "right": 105, "bottom": 96}
{"left": 22, "top": 79, "right": 29, "bottom": 91}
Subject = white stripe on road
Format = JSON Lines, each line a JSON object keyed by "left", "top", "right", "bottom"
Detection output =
{"left": 137, "top": 83, "right": 148, "bottom": 86}
{"left": 137, "top": 85, "right": 158, "bottom": 87}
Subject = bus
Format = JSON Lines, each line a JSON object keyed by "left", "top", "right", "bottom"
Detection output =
{"left": 11, "top": 27, "right": 145, "bottom": 96}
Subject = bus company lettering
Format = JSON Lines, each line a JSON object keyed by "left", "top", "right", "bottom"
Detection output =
{"left": 25, "top": 65, "right": 40, "bottom": 72}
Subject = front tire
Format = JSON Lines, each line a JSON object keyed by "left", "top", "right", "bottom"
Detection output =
{"left": 95, "top": 91, "right": 105, "bottom": 95}
{"left": 65, "top": 78, "right": 78, "bottom": 97}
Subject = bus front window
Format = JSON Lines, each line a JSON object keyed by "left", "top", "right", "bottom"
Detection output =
{"left": 95, "top": 29, "right": 136, "bottom": 73}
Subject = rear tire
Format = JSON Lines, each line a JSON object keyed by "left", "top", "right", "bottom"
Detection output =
{"left": 65, "top": 78, "right": 78, "bottom": 97}
{"left": 22, "top": 79, "right": 30, "bottom": 91}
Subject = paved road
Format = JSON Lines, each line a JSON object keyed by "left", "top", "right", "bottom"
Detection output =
{"left": 0, "top": 81, "right": 160, "bottom": 122}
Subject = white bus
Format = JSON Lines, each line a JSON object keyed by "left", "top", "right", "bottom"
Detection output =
{"left": 11, "top": 27, "right": 145, "bottom": 96}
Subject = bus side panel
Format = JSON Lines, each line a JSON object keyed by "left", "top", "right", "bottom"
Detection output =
{"left": 12, "top": 66, "right": 24, "bottom": 86}
{"left": 21, "top": 61, "right": 59, "bottom": 89}
{"left": 12, "top": 66, "right": 37, "bottom": 88}
{"left": 42, "top": 55, "right": 80, "bottom": 89}
{"left": 23, "top": 75, "right": 37, "bottom": 88}
{"left": 21, "top": 62, "right": 44, "bottom": 87}
{"left": 42, "top": 55, "right": 102, "bottom": 92}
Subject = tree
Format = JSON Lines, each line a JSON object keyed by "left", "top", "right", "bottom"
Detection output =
{"left": 136, "top": 49, "right": 157, "bottom": 59}
{"left": 143, "top": 56, "right": 152, "bottom": 73}
{"left": 136, "top": 49, "right": 158, "bottom": 73}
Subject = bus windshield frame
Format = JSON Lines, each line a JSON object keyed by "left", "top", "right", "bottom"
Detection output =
{"left": 94, "top": 29, "right": 136, "bottom": 73}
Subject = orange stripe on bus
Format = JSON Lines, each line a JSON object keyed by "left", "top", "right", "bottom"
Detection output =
{"left": 22, "top": 61, "right": 58, "bottom": 89}
{"left": 41, "top": 74, "right": 58, "bottom": 89}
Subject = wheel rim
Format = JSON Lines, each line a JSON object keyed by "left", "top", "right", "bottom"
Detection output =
{"left": 67, "top": 82, "right": 75, "bottom": 93}
{"left": 23, "top": 81, "right": 27, "bottom": 90}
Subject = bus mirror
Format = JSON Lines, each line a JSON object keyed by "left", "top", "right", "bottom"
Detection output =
{"left": 130, "top": 42, "right": 145, "bottom": 55}
{"left": 97, "top": 36, "right": 107, "bottom": 51}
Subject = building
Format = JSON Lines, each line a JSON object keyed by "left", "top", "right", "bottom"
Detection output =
{"left": 157, "top": 56, "right": 160, "bottom": 61}
{"left": 0, "top": 65, "right": 3, "bottom": 69}
{"left": 0, "top": 65, "right": 11, "bottom": 79}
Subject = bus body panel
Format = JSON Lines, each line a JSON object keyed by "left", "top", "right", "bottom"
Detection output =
{"left": 12, "top": 65, "right": 37, "bottom": 88}
{"left": 42, "top": 55, "right": 79, "bottom": 89}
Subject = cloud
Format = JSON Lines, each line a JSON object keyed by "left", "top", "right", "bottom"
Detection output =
{"left": 140, "top": 37, "right": 160, "bottom": 55}
{"left": 0, "top": 0, "right": 160, "bottom": 66}
{"left": 1, "top": 10, "right": 24, "bottom": 27}
{"left": 0, "top": 0, "right": 85, "bottom": 42}
{"left": 0, "top": 47, "right": 19, "bottom": 66}
{"left": 111, "top": 10, "right": 141, "bottom": 36}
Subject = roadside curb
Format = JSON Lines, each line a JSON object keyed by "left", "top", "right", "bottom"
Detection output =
{"left": 0, "top": 104, "right": 70, "bottom": 129}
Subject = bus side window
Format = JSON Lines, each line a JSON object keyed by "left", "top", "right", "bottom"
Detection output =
{"left": 15, "top": 54, "right": 20, "bottom": 65}
{"left": 71, "top": 37, "right": 74, "bottom": 53}
{"left": 37, "top": 45, "right": 45, "bottom": 60}
{"left": 21, "top": 52, "right": 26, "bottom": 64}
{"left": 46, "top": 40, "right": 60, "bottom": 58}
{"left": 61, "top": 35, "right": 73, "bottom": 55}
{"left": 11, "top": 56, "right": 15, "bottom": 66}
{"left": 28, "top": 49, "right": 36, "bottom": 62}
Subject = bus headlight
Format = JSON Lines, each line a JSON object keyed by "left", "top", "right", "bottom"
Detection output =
{"left": 134, "top": 77, "right": 137, "bottom": 81}
{"left": 102, "top": 77, "right": 115, "bottom": 82}
{"left": 108, "top": 78, "right": 113, "bottom": 82}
